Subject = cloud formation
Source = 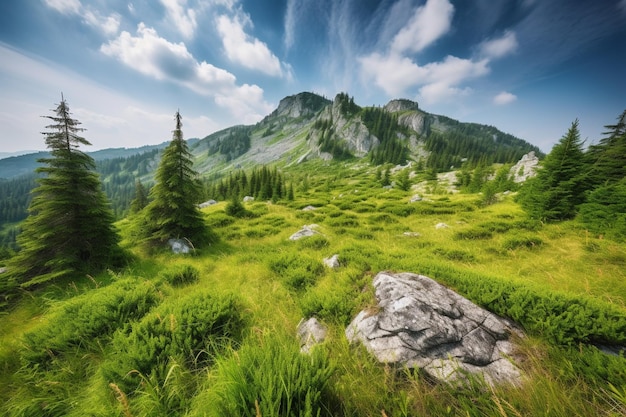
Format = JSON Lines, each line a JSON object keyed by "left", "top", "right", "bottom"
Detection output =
{"left": 493, "top": 91, "right": 517, "bottom": 105}
{"left": 101, "top": 23, "right": 272, "bottom": 123}
{"left": 358, "top": 0, "right": 518, "bottom": 104}
{"left": 390, "top": 0, "right": 454, "bottom": 55}
{"left": 160, "top": 0, "right": 197, "bottom": 39}
{"left": 44, "top": 0, "right": 120, "bottom": 36}
{"left": 216, "top": 12, "right": 286, "bottom": 78}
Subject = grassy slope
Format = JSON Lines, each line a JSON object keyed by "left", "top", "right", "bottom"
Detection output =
{"left": 1, "top": 160, "right": 625, "bottom": 416}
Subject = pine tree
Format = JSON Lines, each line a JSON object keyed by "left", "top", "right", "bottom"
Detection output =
{"left": 143, "top": 111, "right": 214, "bottom": 247}
{"left": 587, "top": 109, "right": 626, "bottom": 186}
{"left": 6, "top": 96, "right": 122, "bottom": 288}
{"left": 129, "top": 179, "right": 149, "bottom": 214}
{"left": 518, "top": 120, "right": 587, "bottom": 221}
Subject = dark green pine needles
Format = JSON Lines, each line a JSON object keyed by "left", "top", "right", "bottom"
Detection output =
{"left": 143, "top": 111, "right": 215, "bottom": 248}
{"left": 8, "top": 96, "right": 122, "bottom": 288}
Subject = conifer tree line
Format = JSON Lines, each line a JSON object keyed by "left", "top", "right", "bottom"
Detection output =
{"left": 0, "top": 98, "right": 213, "bottom": 297}
{"left": 517, "top": 110, "right": 626, "bottom": 240}
{"left": 207, "top": 126, "right": 252, "bottom": 161}
{"left": 204, "top": 165, "right": 295, "bottom": 203}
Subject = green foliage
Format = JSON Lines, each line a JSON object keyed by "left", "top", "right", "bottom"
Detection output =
{"left": 225, "top": 196, "right": 254, "bottom": 218}
{"left": 269, "top": 253, "right": 324, "bottom": 291}
{"left": 159, "top": 264, "right": 200, "bottom": 286}
{"left": 143, "top": 112, "right": 214, "bottom": 247}
{"left": 518, "top": 120, "right": 588, "bottom": 221}
{"left": 205, "top": 165, "right": 292, "bottom": 203}
{"left": 432, "top": 247, "right": 476, "bottom": 262}
{"left": 502, "top": 235, "right": 544, "bottom": 250}
{"left": 297, "top": 234, "right": 329, "bottom": 250}
{"left": 129, "top": 179, "right": 149, "bottom": 214}
{"left": 21, "top": 278, "right": 160, "bottom": 367}
{"left": 361, "top": 107, "right": 409, "bottom": 165}
{"left": 188, "top": 332, "right": 338, "bottom": 417}
{"left": 207, "top": 126, "right": 251, "bottom": 161}
{"left": 7, "top": 97, "right": 123, "bottom": 289}
{"left": 578, "top": 178, "right": 626, "bottom": 241}
{"left": 453, "top": 228, "right": 493, "bottom": 240}
{"left": 419, "top": 262, "right": 626, "bottom": 346}
{"left": 104, "top": 291, "right": 247, "bottom": 395}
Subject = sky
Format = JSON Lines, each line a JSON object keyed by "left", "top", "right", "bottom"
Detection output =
{"left": 0, "top": 0, "right": 625, "bottom": 154}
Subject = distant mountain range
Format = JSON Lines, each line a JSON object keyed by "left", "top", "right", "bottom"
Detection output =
{"left": 0, "top": 91, "right": 542, "bottom": 181}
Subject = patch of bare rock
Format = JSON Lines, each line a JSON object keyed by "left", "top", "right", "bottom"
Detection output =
{"left": 346, "top": 271, "right": 523, "bottom": 387}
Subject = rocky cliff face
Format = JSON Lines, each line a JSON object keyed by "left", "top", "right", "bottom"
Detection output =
{"left": 266, "top": 92, "right": 331, "bottom": 121}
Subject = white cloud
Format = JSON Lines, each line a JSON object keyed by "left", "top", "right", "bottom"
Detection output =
{"left": 43, "top": 0, "right": 81, "bottom": 15}
{"left": 479, "top": 31, "right": 518, "bottom": 59}
{"left": 216, "top": 13, "right": 284, "bottom": 77}
{"left": 83, "top": 10, "right": 121, "bottom": 36}
{"left": 391, "top": 0, "right": 454, "bottom": 54}
{"left": 359, "top": 52, "right": 489, "bottom": 103}
{"left": 493, "top": 91, "right": 517, "bottom": 105}
{"left": 160, "top": 0, "right": 197, "bottom": 39}
{"left": 100, "top": 23, "right": 272, "bottom": 119}
{"left": 43, "top": 0, "right": 120, "bottom": 36}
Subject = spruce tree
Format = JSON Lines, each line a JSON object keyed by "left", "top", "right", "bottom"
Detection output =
{"left": 7, "top": 96, "right": 121, "bottom": 288}
{"left": 518, "top": 120, "right": 587, "bottom": 221}
{"left": 129, "top": 179, "right": 149, "bottom": 214}
{"left": 143, "top": 111, "right": 214, "bottom": 247}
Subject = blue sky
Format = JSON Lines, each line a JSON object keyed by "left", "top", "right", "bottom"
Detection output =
{"left": 0, "top": 0, "right": 625, "bottom": 154}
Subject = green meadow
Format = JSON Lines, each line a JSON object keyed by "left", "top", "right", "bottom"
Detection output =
{"left": 1, "top": 160, "right": 625, "bottom": 416}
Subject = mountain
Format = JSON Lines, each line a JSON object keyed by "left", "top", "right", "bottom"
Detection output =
{"left": 191, "top": 91, "right": 542, "bottom": 176}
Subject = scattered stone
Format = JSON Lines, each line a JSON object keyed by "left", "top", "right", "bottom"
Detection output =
{"left": 410, "top": 195, "right": 422, "bottom": 203}
{"left": 346, "top": 271, "right": 523, "bottom": 386}
{"left": 302, "top": 205, "right": 317, "bottom": 211}
{"left": 403, "top": 232, "right": 421, "bottom": 237}
{"left": 323, "top": 254, "right": 340, "bottom": 269}
{"left": 0, "top": 267, "right": 7, "bottom": 274}
{"left": 435, "top": 222, "right": 449, "bottom": 229}
{"left": 168, "top": 238, "right": 191, "bottom": 254}
{"left": 243, "top": 196, "right": 255, "bottom": 202}
{"left": 289, "top": 224, "right": 320, "bottom": 241}
{"left": 297, "top": 317, "right": 328, "bottom": 353}
{"left": 198, "top": 199, "right": 217, "bottom": 208}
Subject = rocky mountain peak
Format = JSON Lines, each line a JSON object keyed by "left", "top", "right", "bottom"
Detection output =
{"left": 385, "top": 99, "right": 419, "bottom": 113}
{"left": 269, "top": 92, "right": 331, "bottom": 120}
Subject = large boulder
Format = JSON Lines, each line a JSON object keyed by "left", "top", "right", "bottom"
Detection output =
{"left": 289, "top": 224, "right": 320, "bottom": 241}
{"left": 168, "top": 238, "right": 191, "bottom": 254}
{"left": 346, "top": 272, "right": 523, "bottom": 386}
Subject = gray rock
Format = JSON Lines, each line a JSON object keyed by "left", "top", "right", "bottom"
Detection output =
{"left": 346, "top": 272, "right": 523, "bottom": 386}
{"left": 198, "top": 199, "right": 217, "bottom": 208}
{"left": 289, "top": 224, "right": 319, "bottom": 241}
{"left": 323, "top": 254, "right": 340, "bottom": 269}
{"left": 435, "top": 222, "right": 449, "bottom": 229}
{"left": 168, "top": 238, "right": 191, "bottom": 254}
{"left": 410, "top": 195, "right": 422, "bottom": 203}
{"left": 297, "top": 317, "right": 328, "bottom": 353}
{"left": 403, "top": 232, "right": 421, "bottom": 237}
{"left": 510, "top": 151, "right": 539, "bottom": 183}
{"left": 243, "top": 196, "right": 255, "bottom": 202}
{"left": 302, "top": 205, "right": 317, "bottom": 211}
{"left": 0, "top": 267, "right": 6, "bottom": 274}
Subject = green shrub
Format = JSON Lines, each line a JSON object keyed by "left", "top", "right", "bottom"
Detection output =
{"left": 21, "top": 279, "right": 160, "bottom": 367}
{"left": 188, "top": 333, "right": 338, "bottom": 417}
{"left": 269, "top": 254, "right": 325, "bottom": 291}
{"left": 297, "top": 234, "right": 330, "bottom": 250}
{"left": 432, "top": 248, "right": 476, "bottom": 263}
{"left": 299, "top": 287, "right": 356, "bottom": 325}
{"left": 418, "top": 261, "right": 626, "bottom": 346}
{"left": 205, "top": 212, "right": 235, "bottom": 228}
{"left": 225, "top": 198, "right": 254, "bottom": 218}
{"left": 325, "top": 214, "right": 360, "bottom": 228}
{"left": 503, "top": 235, "right": 544, "bottom": 250}
{"left": 453, "top": 228, "right": 493, "bottom": 240}
{"left": 367, "top": 213, "right": 398, "bottom": 224}
{"left": 103, "top": 291, "right": 247, "bottom": 394}
{"left": 159, "top": 264, "right": 200, "bottom": 286}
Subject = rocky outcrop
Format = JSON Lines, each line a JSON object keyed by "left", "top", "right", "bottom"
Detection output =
{"left": 384, "top": 99, "right": 419, "bottom": 113}
{"left": 198, "top": 199, "right": 217, "bottom": 208}
{"left": 510, "top": 151, "right": 539, "bottom": 183}
{"left": 268, "top": 92, "right": 331, "bottom": 120}
{"left": 168, "top": 238, "right": 191, "bottom": 254}
{"left": 346, "top": 272, "right": 523, "bottom": 386}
